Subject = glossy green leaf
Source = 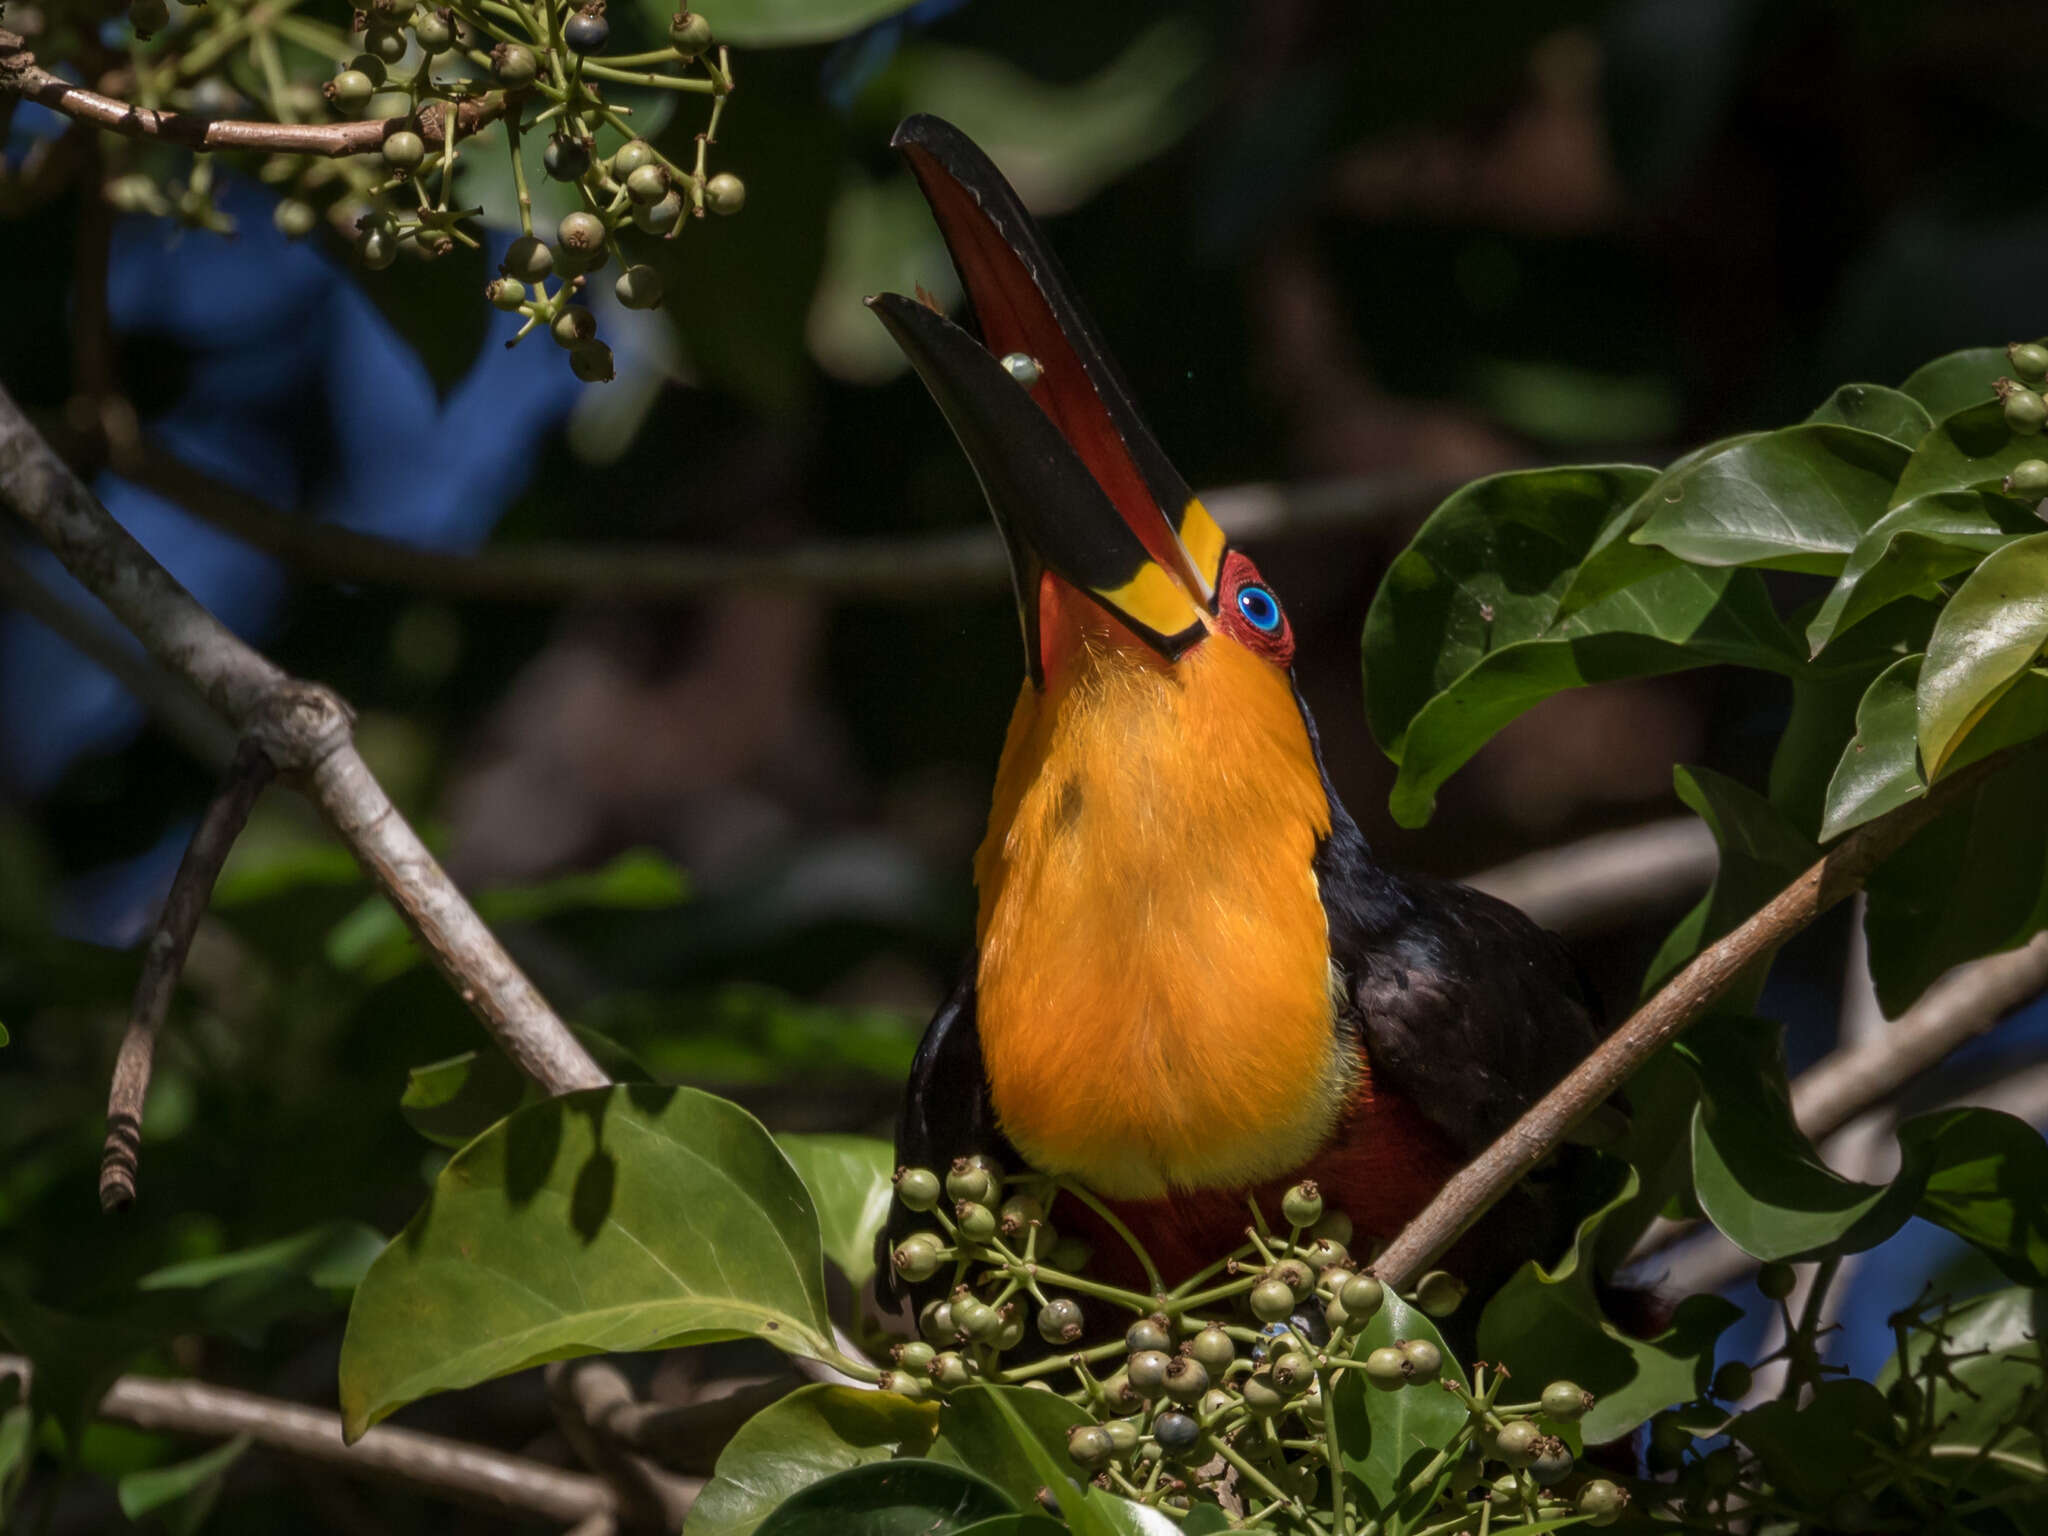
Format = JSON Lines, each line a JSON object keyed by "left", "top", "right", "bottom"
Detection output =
{"left": 1630, "top": 425, "right": 1909, "bottom": 574}
{"left": 754, "top": 1460, "right": 1016, "bottom": 1536}
{"left": 950, "top": 1521, "right": 1069, "bottom": 1536}
{"left": 1555, "top": 435, "right": 1766, "bottom": 616}
{"left": 1820, "top": 656, "right": 1925, "bottom": 841}
{"left": 1918, "top": 532, "right": 2048, "bottom": 775}
{"left": 973, "top": 1388, "right": 1131, "bottom": 1536}
{"left": 1806, "top": 382, "right": 1935, "bottom": 447}
{"left": 338, "top": 1085, "right": 839, "bottom": 1439}
{"left": 1874, "top": 1288, "right": 2045, "bottom": 1461}
{"left": 1898, "top": 1108, "right": 2048, "bottom": 1285}
{"left": 1892, "top": 400, "right": 2045, "bottom": 505}
{"left": 691, "top": 1385, "right": 939, "bottom": 1536}
{"left": 930, "top": 1386, "right": 1089, "bottom": 1511}
{"left": 1805, "top": 491, "right": 2033, "bottom": 657}
{"left": 670, "top": 0, "right": 913, "bottom": 45}
{"left": 1899, "top": 346, "right": 2021, "bottom": 420}
{"left": 775, "top": 1134, "right": 896, "bottom": 1288}
{"left": 1331, "top": 1294, "right": 1468, "bottom": 1521}
{"left": 401, "top": 1028, "right": 653, "bottom": 1150}
{"left": 117, "top": 1435, "right": 249, "bottom": 1529}
{"left": 1726, "top": 1380, "right": 1896, "bottom": 1509}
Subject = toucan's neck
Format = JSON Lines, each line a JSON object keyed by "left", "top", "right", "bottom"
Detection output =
{"left": 971, "top": 635, "right": 1352, "bottom": 1199}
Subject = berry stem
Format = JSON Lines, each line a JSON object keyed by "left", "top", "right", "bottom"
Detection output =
{"left": 1055, "top": 1178, "right": 1165, "bottom": 1297}
{"left": 505, "top": 110, "right": 533, "bottom": 235}
{"left": 576, "top": 61, "right": 715, "bottom": 93}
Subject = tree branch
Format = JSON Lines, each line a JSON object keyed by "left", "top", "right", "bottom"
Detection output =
{"left": 0, "top": 1354, "right": 616, "bottom": 1524}
{"left": 1464, "top": 816, "right": 1716, "bottom": 934}
{"left": 0, "top": 31, "right": 517, "bottom": 156}
{"left": 1371, "top": 750, "right": 2023, "bottom": 1291}
{"left": 102, "top": 737, "right": 274, "bottom": 1213}
{"left": 0, "top": 381, "right": 607, "bottom": 1096}
{"left": 545, "top": 1360, "right": 700, "bottom": 1532}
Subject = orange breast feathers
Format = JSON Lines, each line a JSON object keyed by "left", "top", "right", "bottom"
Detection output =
{"left": 973, "top": 632, "right": 1351, "bottom": 1200}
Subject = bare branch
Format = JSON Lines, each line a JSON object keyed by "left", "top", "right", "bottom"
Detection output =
{"left": 0, "top": 1354, "right": 616, "bottom": 1524}
{"left": 0, "top": 381, "right": 607, "bottom": 1096}
{"left": 1464, "top": 816, "right": 1717, "bottom": 934}
{"left": 545, "top": 1360, "right": 700, "bottom": 1532}
{"left": 0, "top": 32, "right": 516, "bottom": 157}
{"left": 1371, "top": 749, "right": 2026, "bottom": 1291}
{"left": 102, "top": 738, "right": 275, "bottom": 1213}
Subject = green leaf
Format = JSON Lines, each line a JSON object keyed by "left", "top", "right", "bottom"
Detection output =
{"left": 338, "top": 1085, "right": 840, "bottom": 1439}
{"left": 950, "top": 1520, "right": 1068, "bottom": 1536}
{"left": 1892, "top": 400, "right": 2046, "bottom": 505}
{"left": 775, "top": 1134, "right": 896, "bottom": 1289}
{"left": 1820, "top": 656, "right": 1926, "bottom": 841}
{"left": 117, "top": 1435, "right": 250, "bottom": 1530}
{"left": 690, "top": 1385, "right": 939, "bottom": 1536}
{"left": 1806, "top": 383, "right": 1935, "bottom": 448}
{"left": 1330, "top": 1293, "right": 1468, "bottom": 1522}
{"left": 930, "top": 1385, "right": 1089, "bottom": 1512}
{"left": 0, "top": 1399, "right": 29, "bottom": 1512}
{"left": 1726, "top": 1380, "right": 1896, "bottom": 1509}
{"left": 1555, "top": 435, "right": 1767, "bottom": 617}
{"left": 1875, "top": 1288, "right": 2045, "bottom": 1462}
{"left": 1898, "top": 346, "right": 2010, "bottom": 420}
{"left": 0, "top": 1284, "right": 161, "bottom": 1456}
{"left": 677, "top": 0, "right": 913, "bottom": 46}
{"left": 1918, "top": 532, "right": 2048, "bottom": 775}
{"left": 1479, "top": 1161, "right": 1739, "bottom": 1443}
{"left": 400, "top": 1028, "right": 653, "bottom": 1149}
{"left": 1630, "top": 425, "right": 1910, "bottom": 574}
{"left": 754, "top": 1460, "right": 1017, "bottom": 1536}
{"left": 1898, "top": 1108, "right": 2048, "bottom": 1285}
{"left": 1805, "top": 491, "right": 2034, "bottom": 657}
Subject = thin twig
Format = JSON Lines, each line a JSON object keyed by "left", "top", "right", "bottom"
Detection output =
{"left": 0, "top": 1354, "right": 616, "bottom": 1523}
{"left": 0, "top": 381, "right": 608, "bottom": 1097}
{"left": 101, "top": 737, "right": 274, "bottom": 1212}
{"left": 544, "top": 1359, "right": 700, "bottom": 1531}
{"left": 0, "top": 31, "right": 518, "bottom": 155}
{"left": 1371, "top": 748, "right": 2025, "bottom": 1291}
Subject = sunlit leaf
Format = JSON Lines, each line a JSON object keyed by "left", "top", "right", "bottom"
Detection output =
{"left": 930, "top": 1386, "right": 1089, "bottom": 1513}
{"left": 401, "top": 1028, "right": 652, "bottom": 1149}
{"left": 1899, "top": 1108, "right": 2048, "bottom": 1285}
{"left": 691, "top": 1385, "right": 938, "bottom": 1536}
{"left": 1875, "top": 1288, "right": 2046, "bottom": 1462}
{"left": 775, "top": 1134, "right": 896, "bottom": 1287}
{"left": 754, "top": 1459, "right": 1017, "bottom": 1536}
{"left": 1330, "top": 1294, "right": 1468, "bottom": 1522}
{"left": 1805, "top": 383, "right": 1934, "bottom": 448}
{"left": 338, "top": 1085, "right": 840, "bottom": 1439}
{"left": 1820, "top": 656, "right": 1925, "bottom": 841}
{"left": 1805, "top": 491, "right": 2033, "bottom": 657}
{"left": 1918, "top": 532, "right": 2048, "bottom": 775}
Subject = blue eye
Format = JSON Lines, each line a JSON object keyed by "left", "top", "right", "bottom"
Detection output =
{"left": 1236, "top": 584, "right": 1282, "bottom": 633}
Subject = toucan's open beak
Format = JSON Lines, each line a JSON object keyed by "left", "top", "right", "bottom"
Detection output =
{"left": 867, "top": 114, "right": 1230, "bottom": 686}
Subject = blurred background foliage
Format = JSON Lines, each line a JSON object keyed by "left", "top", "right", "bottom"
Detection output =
{"left": 6, "top": 0, "right": 2048, "bottom": 1526}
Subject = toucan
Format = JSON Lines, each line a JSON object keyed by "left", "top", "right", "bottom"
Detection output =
{"left": 870, "top": 115, "right": 1604, "bottom": 1312}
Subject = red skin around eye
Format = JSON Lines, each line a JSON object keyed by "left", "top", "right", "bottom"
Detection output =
{"left": 1215, "top": 549, "right": 1295, "bottom": 667}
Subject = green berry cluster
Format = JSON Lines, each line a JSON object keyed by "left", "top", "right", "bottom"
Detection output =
{"left": 1998, "top": 341, "right": 2048, "bottom": 435}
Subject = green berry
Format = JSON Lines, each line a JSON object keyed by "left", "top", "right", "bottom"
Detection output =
{"left": 1196, "top": 1387, "right": 1235, "bottom": 1422}
{"left": 704, "top": 172, "right": 745, "bottom": 215}
{"left": 1190, "top": 1326, "right": 1235, "bottom": 1372}
{"left": 1037, "top": 1298, "right": 1083, "bottom": 1344}
{"left": 1540, "top": 1380, "right": 1591, "bottom": 1421}
{"left": 1049, "top": 1235, "right": 1092, "bottom": 1273}
{"left": 1067, "top": 1424, "right": 1113, "bottom": 1470}
{"left": 1270, "top": 1352, "right": 1313, "bottom": 1396}
{"left": 894, "top": 1166, "right": 941, "bottom": 1212}
{"left": 485, "top": 276, "right": 526, "bottom": 311}
{"left": 1281, "top": 1181, "right": 1323, "bottom": 1228}
{"left": 1249, "top": 1278, "right": 1295, "bottom": 1323}
{"left": 356, "top": 221, "right": 397, "bottom": 270}
{"left": 329, "top": 69, "right": 377, "bottom": 112}
{"left": 632, "top": 191, "right": 684, "bottom": 236}
{"left": 1493, "top": 1419, "right": 1540, "bottom": 1467}
{"left": 2003, "top": 383, "right": 2048, "bottom": 436}
{"left": 1712, "top": 1360, "right": 1753, "bottom": 1400}
{"left": 1270, "top": 1259, "right": 1313, "bottom": 1299}
{"left": 349, "top": 51, "right": 389, "bottom": 86}
{"left": 990, "top": 1303, "right": 1024, "bottom": 1352}
{"left": 889, "top": 1231, "right": 943, "bottom": 1283}
{"left": 1102, "top": 1417, "right": 1140, "bottom": 1454}
{"left": 1362, "top": 1347, "right": 1409, "bottom": 1390}
{"left": 1578, "top": 1478, "right": 1627, "bottom": 1525}
{"left": 953, "top": 1200, "right": 997, "bottom": 1243}
{"left": 1240, "top": 1370, "right": 1288, "bottom": 1415}
{"left": 1300, "top": 1237, "right": 1350, "bottom": 1272}
{"left": 1415, "top": 1270, "right": 1466, "bottom": 1318}
{"left": 625, "top": 163, "right": 670, "bottom": 205}
{"left": 1126, "top": 1318, "right": 1171, "bottom": 1355}
{"left": 543, "top": 135, "right": 590, "bottom": 182}
{"left": 2005, "top": 459, "right": 2048, "bottom": 496}
{"left": 563, "top": 6, "right": 608, "bottom": 53}
{"left": 1295, "top": 1378, "right": 1326, "bottom": 1425}
{"left": 876, "top": 1368, "right": 927, "bottom": 1401}
{"left": 491, "top": 42, "right": 538, "bottom": 84}
{"left": 415, "top": 228, "right": 453, "bottom": 261}
{"left": 274, "top": 199, "right": 317, "bottom": 239}
{"left": 997, "top": 1194, "right": 1044, "bottom": 1240}
{"left": 1756, "top": 1261, "right": 1796, "bottom": 1300}
{"left": 551, "top": 305, "right": 597, "bottom": 349}
{"left": 381, "top": 130, "right": 425, "bottom": 173}
{"left": 412, "top": 7, "right": 453, "bottom": 51}
{"left": 894, "top": 1341, "right": 935, "bottom": 1375}
{"left": 950, "top": 1296, "right": 995, "bottom": 1339}
{"left": 129, "top": 0, "right": 171, "bottom": 36}
{"left": 1313, "top": 1209, "right": 1354, "bottom": 1247}
{"left": 1163, "top": 1355, "right": 1208, "bottom": 1403}
{"left": 1153, "top": 1410, "right": 1200, "bottom": 1452}
{"left": 1528, "top": 1434, "right": 1574, "bottom": 1486}
{"left": 612, "top": 139, "right": 657, "bottom": 178}
{"left": 669, "top": 8, "right": 712, "bottom": 54}
{"left": 1399, "top": 1337, "right": 1442, "bottom": 1381}
{"left": 931, "top": 1351, "right": 974, "bottom": 1389}
{"left": 367, "top": 23, "right": 408, "bottom": 61}
{"left": 1126, "top": 1349, "right": 1171, "bottom": 1397}
{"left": 2011, "top": 342, "right": 2048, "bottom": 380}
{"left": 557, "top": 211, "right": 606, "bottom": 257}
{"left": 1339, "top": 1273, "right": 1384, "bottom": 1320}
{"left": 1098, "top": 1370, "right": 1141, "bottom": 1414}
{"left": 503, "top": 234, "right": 553, "bottom": 282}
{"left": 918, "top": 1299, "right": 955, "bottom": 1344}
{"left": 945, "top": 1159, "right": 996, "bottom": 1205}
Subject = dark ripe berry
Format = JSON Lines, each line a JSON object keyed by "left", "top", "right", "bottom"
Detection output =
{"left": 557, "top": 210, "right": 605, "bottom": 255}
{"left": 2004, "top": 384, "right": 2048, "bottom": 436}
{"left": 704, "top": 172, "right": 745, "bottom": 215}
{"left": 1398, "top": 1337, "right": 1442, "bottom": 1381}
{"left": 1249, "top": 1279, "right": 1295, "bottom": 1323}
{"left": 1756, "top": 1261, "right": 1796, "bottom": 1301}
{"left": 668, "top": 8, "right": 712, "bottom": 54}
{"left": 1578, "top": 1479, "right": 1628, "bottom": 1526}
{"left": 889, "top": 1232, "right": 943, "bottom": 1282}
{"left": 1493, "top": 1419, "right": 1541, "bottom": 1466}
{"left": 1270, "top": 1352, "right": 1313, "bottom": 1395}
{"left": 356, "top": 222, "right": 397, "bottom": 270}
{"left": 1313, "top": 1209, "right": 1354, "bottom": 1247}
{"left": 894, "top": 1165, "right": 941, "bottom": 1212}
{"left": 632, "top": 191, "right": 684, "bottom": 236}
{"left": 329, "top": 69, "right": 377, "bottom": 112}
{"left": 563, "top": 6, "right": 608, "bottom": 53}
{"left": 491, "top": 42, "right": 538, "bottom": 84}
{"left": 930, "top": 1351, "right": 974, "bottom": 1389}
{"left": 1713, "top": 1360, "right": 1753, "bottom": 1400}
{"left": 1037, "top": 1298, "right": 1083, "bottom": 1344}
{"left": 274, "top": 199, "right": 317, "bottom": 238}
{"left": 570, "top": 344, "right": 615, "bottom": 384}
{"left": 349, "top": 51, "right": 388, "bottom": 86}
{"left": 918, "top": 1299, "right": 955, "bottom": 1344}
{"left": 1240, "top": 1371, "right": 1287, "bottom": 1415}
{"left": 1190, "top": 1327, "right": 1235, "bottom": 1372}
{"left": 625, "top": 163, "right": 670, "bottom": 204}
{"left": 412, "top": 6, "right": 453, "bottom": 50}
{"left": 945, "top": 1159, "right": 995, "bottom": 1205}
{"left": 1163, "top": 1355, "right": 1208, "bottom": 1403}
{"left": 2011, "top": 342, "right": 2048, "bottom": 380}
{"left": 129, "top": 0, "right": 171, "bottom": 37}
{"left": 543, "top": 135, "right": 590, "bottom": 182}
{"left": 1153, "top": 1410, "right": 1200, "bottom": 1452}
{"left": 1125, "top": 1350, "right": 1172, "bottom": 1396}
{"left": 1338, "top": 1273, "right": 1384, "bottom": 1320}
{"left": 997, "top": 1194, "right": 1043, "bottom": 1239}
{"left": 1067, "top": 1424, "right": 1113, "bottom": 1470}
{"left": 366, "top": 25, "right": 408, "bottom": 62}
{"left": 1126, "top": 1318, "right": 1172, "bottom": 1356}
{"left": 612, "top": 139, "right": 657, "bottom": 178}
{"left": 894, "top": 1340, "right": 935, "bottom": 1374}
{"left": 1540, "top": 1380, "right": 1592, "bottom": 1421}
{"left": 503, "top": 234, "right": 553, "bottom": 281}
{"left": 1528, "top": 1435, "right": 1574, "bottom": 1486}
{"left": 2005, "top": 458, "right": 2048, "bottom": 496}
{"left": 1048, "top": 1236, "right": 1092, "bottom": 1274}
{"left": 1281, "top": 1181, "right": 1323, "bottom": 1228}
{"left": 370, "top": 0, "right": 412, "bottom": 23}
{"left": 954, "top": 1201, "right": 997, "bottom": 1243}
{"left": 1101, "top": 1418, "right": 1140, "bottom": 1455}
{"left": 1362, "top": 1347, "right": 1408, "bottom": 1390}
{"left": 1415, "top": 1270, "right": 1466, "bottom": 1318}
{"left": 381, "top": 130, "right": 426, "bottom": 173}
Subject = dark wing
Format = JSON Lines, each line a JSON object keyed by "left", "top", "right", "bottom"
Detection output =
{"left": 873, "top": 963, "right": 1021, "bottom": 1314}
